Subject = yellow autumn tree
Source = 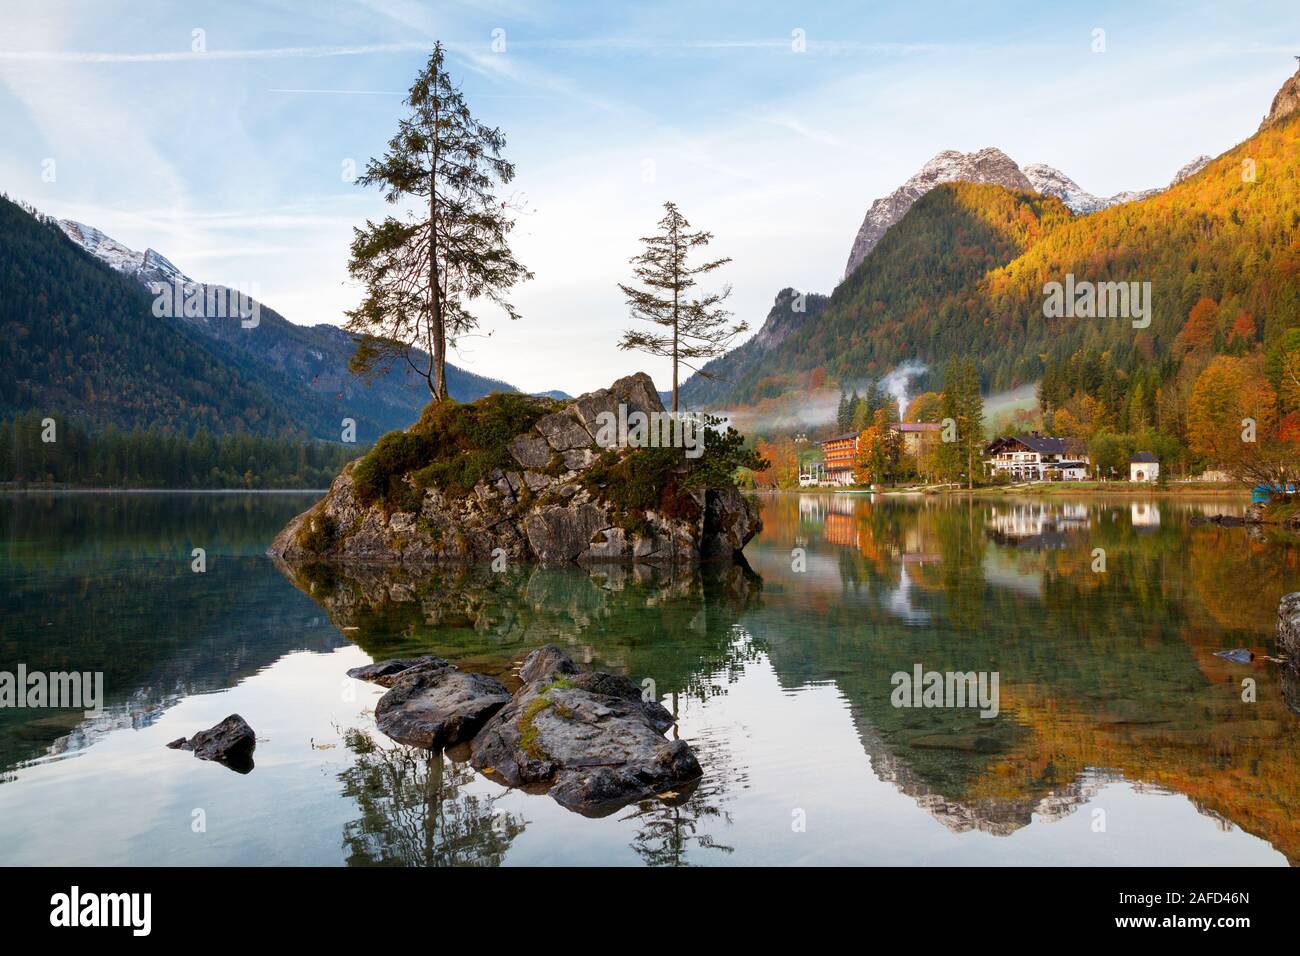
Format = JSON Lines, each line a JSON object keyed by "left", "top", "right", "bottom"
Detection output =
{"left": 1052, "top": 407, "right": 1085, "bottom": 440}
{"left": 905, "top": 391, "right": 943, "bottom": 423}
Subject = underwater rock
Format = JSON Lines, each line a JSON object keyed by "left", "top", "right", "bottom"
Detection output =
{"left": 347, "top": 656, "right": 449, "bottom": 687}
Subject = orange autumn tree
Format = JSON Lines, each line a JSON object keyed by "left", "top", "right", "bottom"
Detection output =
{"left": 1175, "top": 296, "right": 1220, "bottom": 356}
{"left": 1228, "top": 311, "right": 1257, "bottom": 347}
{"left": 854, "top": 409, "right": 901, "bottom": 484}
{"left": 1187, "top": 355, "right": 1277, "bottom": 465}
{"left": 754, "top": 436, "right": 799, "bottom": 488}
{"left": 1278, "top": 411, "right": 1300, "bottom": 447}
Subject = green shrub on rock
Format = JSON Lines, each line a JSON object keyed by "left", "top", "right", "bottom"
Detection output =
{"left": 352, "top": 392, "right": 555, "bottom": 508}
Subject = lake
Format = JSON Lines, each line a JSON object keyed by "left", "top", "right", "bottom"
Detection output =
{"left": 0, "top": 490, "right": 1297, "bottom": 866}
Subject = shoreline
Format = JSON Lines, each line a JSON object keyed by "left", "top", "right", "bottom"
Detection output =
{"left": 752, "top": 482, "right": 1252, "bottom": 498}
{"left": 0, "top": 487, "right": 327, "bottom": 495}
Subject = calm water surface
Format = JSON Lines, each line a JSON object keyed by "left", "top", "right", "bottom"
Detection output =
{"left": 1, "top": 490, "right": 1298, "bottom": 866}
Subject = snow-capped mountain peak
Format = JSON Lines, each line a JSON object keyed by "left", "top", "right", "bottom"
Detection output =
{"left": 1021, "top": 164, "right": 1110, "bottom": 215}
{"left": 1170, "top": 154, "right": 1212, "bottom": 185}
{"left": 843, "top": 146, "right": 1031, "bottom": 279}
{"left": 58, "top": 220, "right": 189, "bottom": 287}
{"left": 843, "top": 149, "right": 1217, "bottom": 282}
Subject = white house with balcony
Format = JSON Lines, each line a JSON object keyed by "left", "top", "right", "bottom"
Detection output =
{"left": 984, "top": 433, "right": 1090, "bottom": 482}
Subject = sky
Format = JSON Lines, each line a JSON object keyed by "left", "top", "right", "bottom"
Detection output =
{"left": 2, "top": 1, "right": 1298, "bottom": 395}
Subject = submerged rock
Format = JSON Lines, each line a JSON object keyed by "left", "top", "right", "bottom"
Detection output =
{"left": 517, "top": 644, "right": 579, "bottom": 684}
{"left": 1191, "top": 510, "right": 1266, "bottom": 528}
{"left": 167, "top": 714, "right": 256, "bottom": 773}
{"left": 267, "top": 373, "right": 761, "bottom": 566}
{"left": 346, "top": 656, "right": 448, "bottom": 688}
{"left": 470, "top": 645, "right": 701, "bottom": 817}
{"left": 374, "top": 663, "right": 511, "bottom": 750}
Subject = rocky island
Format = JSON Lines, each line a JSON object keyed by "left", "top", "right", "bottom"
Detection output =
{"left": 265, "top": 373, "right": 766, "bottom": 813}
{"left": 269, "top": 373, "right": 761, "bottom": 566}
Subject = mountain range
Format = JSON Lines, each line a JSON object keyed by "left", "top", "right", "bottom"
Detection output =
{"left": 8, "top": 64, "right": 1299, "bottom": 445}
{"left": 682, "top": 63, "right": 1300, "bottom": 420}
{"left": 0, "top": 202, "right": 525, "bottom": 442}
{"left": 842, "top": 147, "right": 1211, "bottom": 279}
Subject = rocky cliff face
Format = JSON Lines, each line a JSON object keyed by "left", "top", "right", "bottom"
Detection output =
{"left": 1261, "top": 64, "right": 1300, "bottom": 131}
{"left": 678, "top": 287, "right": 829, "bottom": 407}
{"left": 1021, "top": 163, "right": 1113, "bottom": 215}
{"left": 269, "top": 373, "right": 761, "bottom": 566}
{"left": 1170, "top": 154, "right": 1212, "bottom": 185}
{"left": 843, "top": 147, "right": 1032, "bottom": 280}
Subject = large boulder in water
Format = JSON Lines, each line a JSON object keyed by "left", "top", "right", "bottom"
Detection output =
{"left": 470, "top": 645, "right": 699, "bottom": 817}
{"left": 702, "top": 487, "right": 762, "bottom": 557}
{"left": 374, "top": 662, "right": 511, "bottom": 750}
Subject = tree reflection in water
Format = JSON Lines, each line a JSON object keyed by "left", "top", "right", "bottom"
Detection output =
{"left": 621, "top": 732, "right": 742, "bottom": 866}
{"left": 337, "top": 727, "right": 524, "bottom": 867}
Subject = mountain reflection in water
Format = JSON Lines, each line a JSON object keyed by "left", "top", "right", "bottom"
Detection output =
{"left": 750, "top": 493, "right": 1300, "bottom": 858}
{"left": 0, "top": 491, "right": 1296, "bottom": 865}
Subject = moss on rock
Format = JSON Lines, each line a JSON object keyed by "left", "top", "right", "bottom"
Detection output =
{"left": 295, "top": 504, "right": 338, "bottom": 555}
{"left": 351, "top": 392, "right": 555, "bottom": 508}
{"left": 518, "top": 695, "right": 553, "bottom": 761}
{"left": 581, "top": 446, "right": 700, "bottom": 536}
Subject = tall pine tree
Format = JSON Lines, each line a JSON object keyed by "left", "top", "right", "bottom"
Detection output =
{"left": 937, "top": 358, "right": 985, "bottom": 488}
{"left": 345, "top": 42, "right": 531, "bottom": 401}
{"left": 618, "top": 202, "right": 747, "bottom": 411}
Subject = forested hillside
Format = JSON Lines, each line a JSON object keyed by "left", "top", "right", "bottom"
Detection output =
{"left": 0, "top": 197, "right": 317, "bottom": 438}
{"left": 681, "top": 92, "right": 1300, "bottom": 473}
{"left": 679, "top": 287, "right": 830, "bottom": 406}
{"left": 0, "top": 196, "right": 523, "bottom": 443}
{"left": 682, "top": 183, "right": 1074, "bottom": 407}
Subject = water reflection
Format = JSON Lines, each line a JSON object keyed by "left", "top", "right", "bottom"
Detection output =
{"left": 748, "top": 493, "right": 1300, "bottom": 861}
{"left": 337, "top": 728, "right": 524, "bottom": 867}
{"left": 274, "top": 492, "right": 1300, "bottom": 862}
{"left": 0, "top": 493, "right": 345, "bottom": 775}
{"left": 273, "top": 558, "right": 764, "bottom": 706}
{"left": 621, "top": 732, "right": 740, "bottom": 866}
{"left": 1, "top": 491, "right": 1297, "bottom": 865}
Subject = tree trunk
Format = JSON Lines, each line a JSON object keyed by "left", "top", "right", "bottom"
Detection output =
{"left": 432, "top": 306, "right": 446, "bottom": 401}
{"left": 672, "top": 316, "right": 678, "bottom": 412}
{"left": 428, "top": 146, "right": 446, "bottom": 401}
{"left": 671, "top": 219, "right": 680, "bottom": 412}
